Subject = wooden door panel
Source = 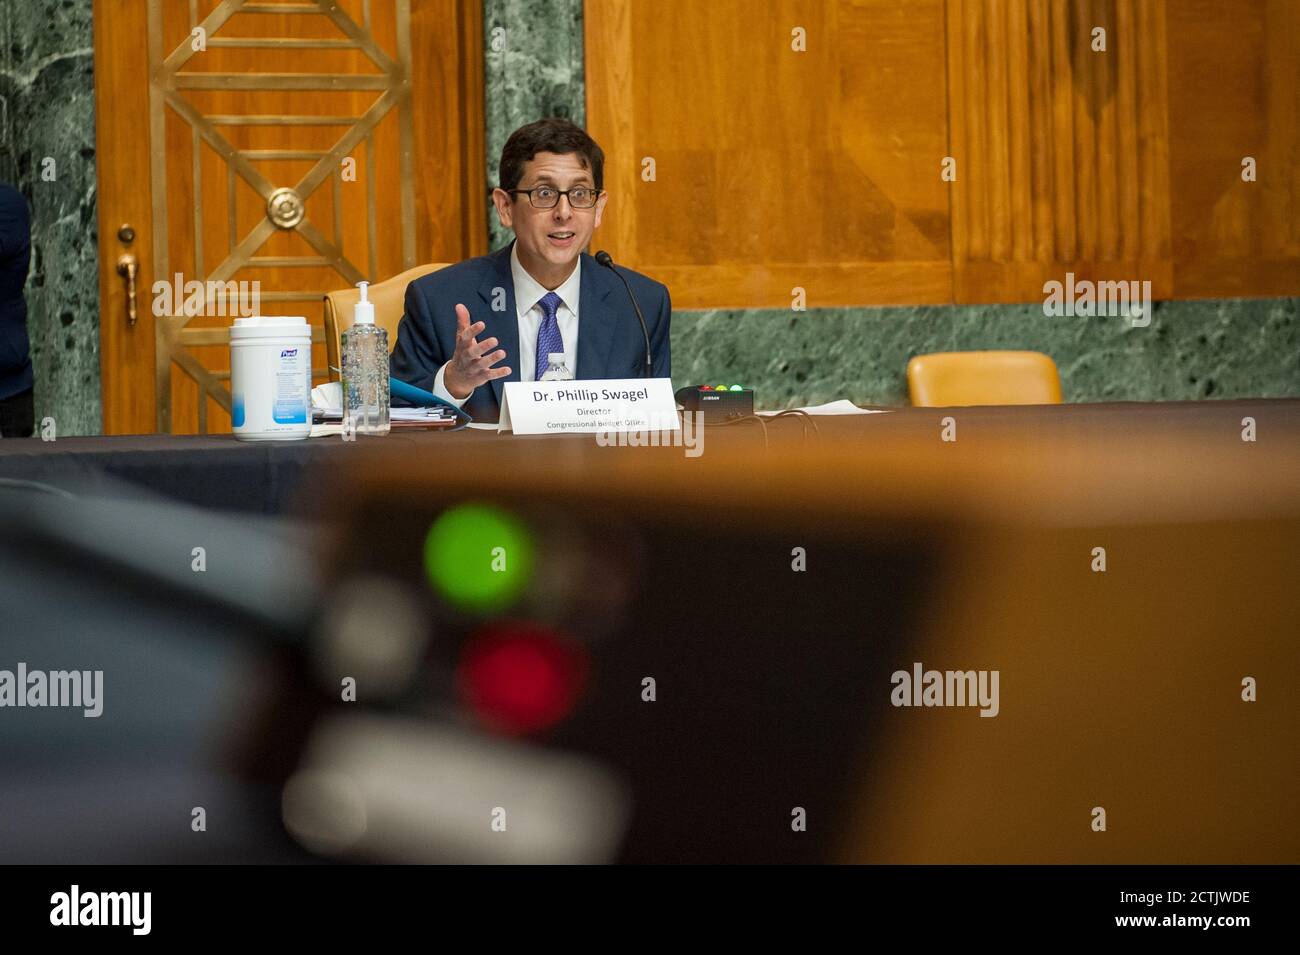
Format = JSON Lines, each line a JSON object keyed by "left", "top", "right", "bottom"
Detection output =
{"left": 1166, "top": 0, "right": 1300, "bottom": 297}
{"left": 944, "top": 0, "right": 1173, "bottom": 303}
{"left": 585, "top": 0, "right": 953, "bottom": 310}
{"left": 95, "top": 1, "right": 159, "bottom": 433}
{"left": 96, "top": 0, "right": 484, "bottom": 435}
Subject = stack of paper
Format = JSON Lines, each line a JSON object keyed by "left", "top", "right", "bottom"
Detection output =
{"left": 310, "top": 380, "right": 458, "bottom": 431}
{"left": 314, "top": 406, "right": 457, "bottom": 423}
{"left": 756, "top": 400, "right": 890, "bottom": 416}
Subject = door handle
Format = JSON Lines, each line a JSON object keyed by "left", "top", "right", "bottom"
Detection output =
{"left": 116, "top": 253, "right": 138, "bottom": 327}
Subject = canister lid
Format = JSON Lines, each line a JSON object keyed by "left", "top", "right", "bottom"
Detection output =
{"left": 230, "top": 316, "right": 310, "bottom": 340}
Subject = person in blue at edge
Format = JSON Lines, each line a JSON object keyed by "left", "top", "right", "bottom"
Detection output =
{"left": 0, "top": 182, "right": 34, "bottom": 438}
{"left": 389, "top": 118, "right": 671, "bottom": 423}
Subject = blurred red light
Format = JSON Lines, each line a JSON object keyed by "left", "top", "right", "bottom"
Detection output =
{"left": 457, "top": 624, "right": 589, "bottom": 735}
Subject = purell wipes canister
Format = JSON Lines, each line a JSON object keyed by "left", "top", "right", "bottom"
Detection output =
{"left": 229, "top": 316, "right": 313, "bottom": 441}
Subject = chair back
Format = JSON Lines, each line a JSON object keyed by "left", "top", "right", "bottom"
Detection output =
{"left": 907, "top": 350, "right": 1063, "bottom": 406}
{"left": 323, "top": 263, "right": 447, "bottom": 380}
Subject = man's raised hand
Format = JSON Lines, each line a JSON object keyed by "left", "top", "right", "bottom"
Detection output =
{"left": 444, "top": 303, "right": 511, "bottom": 399}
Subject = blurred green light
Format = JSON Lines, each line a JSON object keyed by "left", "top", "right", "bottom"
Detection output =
{"left": 424, "top": 504, "right": 534, "bottom": 611}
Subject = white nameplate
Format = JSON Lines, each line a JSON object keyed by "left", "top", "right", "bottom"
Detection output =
{"left": 498, "top": 378, "right": 680, "bottom": 435}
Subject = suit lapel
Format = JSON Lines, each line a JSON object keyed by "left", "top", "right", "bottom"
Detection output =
{"left": 576, "top": 253, "right": 618, "bottom": 380}
{"left": 477, "top": 243, "right": 519, "bottom": 407}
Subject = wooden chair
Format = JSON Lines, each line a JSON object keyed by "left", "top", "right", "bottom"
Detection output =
{"left": 323, "top": 263, "right": 448, "bottom": 381}
{"left": 906, "top": 350, "right": 1063, "bottom": 406}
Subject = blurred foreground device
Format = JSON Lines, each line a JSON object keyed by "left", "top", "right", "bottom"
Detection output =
{"left": 301, "top": 446, "right": 943, "bottom": 863}
{"left": 0, "top": 467, "right": 943, "bottom": 864}
{"left": 310, "top": 423, "right": 1298, "bottom": 864}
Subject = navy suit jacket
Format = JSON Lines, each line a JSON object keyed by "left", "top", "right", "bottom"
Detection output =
{"left": 389, "top": 242, "right": 671, "bottom": 422}
{"left": 0, "top": 184, "right": 32, "bottom": 400}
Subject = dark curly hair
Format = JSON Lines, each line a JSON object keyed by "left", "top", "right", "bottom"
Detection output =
{"left": 498, "top": 118, "right": 604, "bottom": 192}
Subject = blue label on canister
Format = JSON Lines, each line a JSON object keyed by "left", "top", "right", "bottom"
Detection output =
{"left": 273, "top": 405, "right": 307, "bottom": 424}
{"left": 232, "top": 394, "right": 245, "bottom": 428}
{"left": 272, "top": 348, "right": 309, "bottom": 423}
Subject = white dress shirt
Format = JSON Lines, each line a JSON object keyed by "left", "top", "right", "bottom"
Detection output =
{"left": 432, "top": 244, "right": 581, "bottom": 407}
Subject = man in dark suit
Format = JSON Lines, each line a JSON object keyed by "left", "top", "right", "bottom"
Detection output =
{"left": 390, "top": 118, "right": 671, "bottom": 422}
{"left": 0, "top": 183, "right": 33, "bottom": 438}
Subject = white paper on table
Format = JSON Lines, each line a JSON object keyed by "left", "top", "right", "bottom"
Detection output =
{"left": 311, "top": 381, "right": 343, "bottom": 413}
{"left": 756, "top": 399, "right": 890, "bottom": 416}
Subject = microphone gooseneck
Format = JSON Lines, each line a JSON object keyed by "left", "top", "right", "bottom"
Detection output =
{"left": 595, "top": 250, "right": 653, "bottom": 378}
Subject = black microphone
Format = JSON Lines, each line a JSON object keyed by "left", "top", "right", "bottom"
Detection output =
{"left": 595, "top": 250, "right": 653, "bottom": 378}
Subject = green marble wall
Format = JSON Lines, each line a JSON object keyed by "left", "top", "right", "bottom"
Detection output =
{"left": 673, "top": 298, "right": 1300, "bottom": 408}
{"left": 482, "top": 0, "right": 585, "bottom": 252}
{"left": 0, "top": 0, "right": 101, "bottom": 435}
{"left": 480, "top": 0, "right": 1299, "bottom": 406}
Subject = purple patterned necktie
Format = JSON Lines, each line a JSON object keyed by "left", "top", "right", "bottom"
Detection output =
{"left": 534, "top": 291, "right": 565, "bottom": 380}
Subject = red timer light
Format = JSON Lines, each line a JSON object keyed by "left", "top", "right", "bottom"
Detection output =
{"left": 456, "top": 623, "right": 589, "bottom": 735}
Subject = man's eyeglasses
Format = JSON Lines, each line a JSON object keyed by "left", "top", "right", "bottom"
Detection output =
{"left": 508, "top": 185, "right": 602, "bottom": 209}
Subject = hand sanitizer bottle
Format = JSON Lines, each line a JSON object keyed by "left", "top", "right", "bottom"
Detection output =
{"left": 341, "top": 281, "right": 390, "bottom": 435}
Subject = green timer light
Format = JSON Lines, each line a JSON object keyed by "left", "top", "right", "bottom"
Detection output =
{"left": 424, "top": 503, "right": 535, "bottom": 612}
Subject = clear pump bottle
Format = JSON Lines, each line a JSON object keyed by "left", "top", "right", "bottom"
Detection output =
{"left": 341, "top": 281, "right": 390, "bottom": 435}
